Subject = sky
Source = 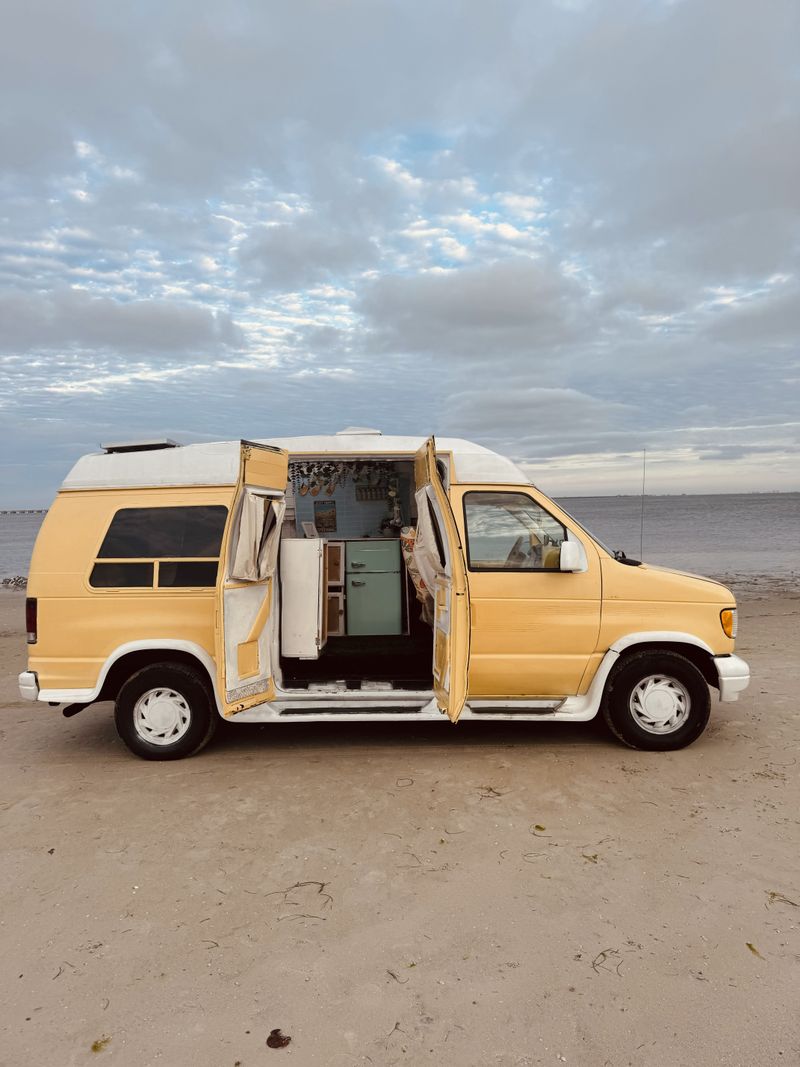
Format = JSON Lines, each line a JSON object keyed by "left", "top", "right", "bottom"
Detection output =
{"left": 1, "top": 0, "right": 798, "bottom": 506}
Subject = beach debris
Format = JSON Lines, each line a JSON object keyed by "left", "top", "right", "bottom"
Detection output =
{"left": 746, "top": 942, "right": 765, "bottom": 960}
{"left": 266, "top": 1029, "right": 291, "bottom": 1049}
{"left": 395, "top": 777, "right": 414, "bottom": 787}
{"left": 387, "top": 969, "right": 409, "bottom": 984}
{"left": 478, "top": 785, "right": 507, "bottom": 799}
{"left": 765, "top": 890, "right": 798, "bottom": 909}
{"left": 91, "top": 1036, "right": 111, "bottom": 1053}
{"left": 1, "top": 576, "right": 27, "bottom": 589}
{"left": 529, "top": 824, "right": 548, "bottom": 836}
{"left": 753, "top": 767, "right": 787, "bottom": 781}
{"left": 582, "top": 853, "right": 599, "bottom": 864}
{"left": 263, "top": 880, "right": 333, "bottom": 920}
{"left": 591, "top": 947, "right": 624, "bottom": 976}
{"left": 385, "top": 1021, "right": 405, "bottom": 1043}
{"left": 396, "top": 851, "right": 423, "bottom": 869}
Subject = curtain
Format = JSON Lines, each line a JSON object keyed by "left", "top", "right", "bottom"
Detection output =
{"left": 413, "top": 487, "right": 447, "bottom": 593}
{"left": 230, "top": 491, "right": 285, "bottom": 581}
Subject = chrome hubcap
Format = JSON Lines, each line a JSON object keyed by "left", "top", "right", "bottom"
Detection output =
{"left": 629, "top": 675, "right": 690, "bottom": 734}
{"left": 133, "top": 687, "right": 191, "bottom": 745}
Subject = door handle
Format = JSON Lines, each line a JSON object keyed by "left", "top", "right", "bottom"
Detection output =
{"left": 351, "top": 561, "right": 366, "bottom": 568}
{"left": 351, "top": 580, "right": 366, "bottom": 587}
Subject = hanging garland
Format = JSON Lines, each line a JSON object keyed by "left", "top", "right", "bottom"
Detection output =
{"left": 288, "top": 460, "right": 395, "bottom": 497}
{"left": 288, "top": 460, "right": 406, "bottom": 531}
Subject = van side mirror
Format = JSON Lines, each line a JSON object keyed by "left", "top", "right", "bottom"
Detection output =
{"left": 559, "top": 540, "right": 586, "bottom": 572}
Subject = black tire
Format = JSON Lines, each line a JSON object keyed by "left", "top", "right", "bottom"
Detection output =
{"left": 602, "top": 651, "right": 710, "bottom": 751}
{"left": 114, "top": 662, "right": 217, "bottom": 760}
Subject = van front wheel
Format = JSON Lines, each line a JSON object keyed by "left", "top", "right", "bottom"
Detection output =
{"left": 114, "top": 663, "right": 217, "bottom": 760}
{"left": 602, "top": 651, "right": 710, "bottom": 751}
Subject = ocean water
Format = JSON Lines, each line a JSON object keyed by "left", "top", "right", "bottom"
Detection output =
{"left": 557, "top": 493, "right": 799, "bottom": 586}
{"left": 1, "top": 494, "right": 797, "bottom": 589}
{"left": 0, "top": 511, "right": 46, "bottom": 582}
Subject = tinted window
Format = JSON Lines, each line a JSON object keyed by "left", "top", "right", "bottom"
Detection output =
{"left": 90, "top": 562, "right": 154, "bottom": 588}
{"left": 464, "top": 492, "right": 566, "bottom": 571}
{"left": 98, "top": 506, "right": 227, "bottom": 558}
{"left": 158, "top": 561, "right": 219, "bottom": 588}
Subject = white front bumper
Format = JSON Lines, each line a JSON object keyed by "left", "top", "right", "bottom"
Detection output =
{"left": 18, "top": 671, "right": 39, "bottom": 701}
{"left": 714, "top": 654, "right": 750, "bottom": 702}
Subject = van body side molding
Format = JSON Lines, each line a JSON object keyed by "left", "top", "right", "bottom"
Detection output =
{"left": 31, "top": 631, "right": 746, "bottom": 725}
{"left": 37, "top": 640, "right": 223, "bottom": 715}
{"left": 601, "top": 631, "right": 750, "bottom": 703}
{"left": 556, "top": 631, "right": 724, "bottom": 721}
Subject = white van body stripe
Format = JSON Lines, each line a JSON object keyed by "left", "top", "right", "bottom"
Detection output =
{"left": 33, "top": 633, "right": 744, "bottom": 722}
{"left": 609, "top": 631, "right": 715, "bottom": 656}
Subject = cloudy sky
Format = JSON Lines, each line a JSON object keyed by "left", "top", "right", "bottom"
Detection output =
{"left": 1, "top": 0, "right": 798, "bottom": 505}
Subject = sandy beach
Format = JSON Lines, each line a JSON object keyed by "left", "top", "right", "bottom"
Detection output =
{"left": 1, "top": 586, "right": 798, "bottom": 1066}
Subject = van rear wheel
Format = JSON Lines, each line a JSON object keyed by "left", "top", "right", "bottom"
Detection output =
{"left": 114, "top": 663, "right": 217, "bottom": 760}
{"left": 602, "top": 651, "right": 710, "bottom": 751}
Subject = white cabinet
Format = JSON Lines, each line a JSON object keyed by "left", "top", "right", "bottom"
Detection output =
{"left": 280, "top": 539, "right": 326, "bottom": 659}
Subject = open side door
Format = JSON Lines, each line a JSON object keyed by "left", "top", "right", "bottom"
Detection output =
{"left": 413, "top": 436, "right": 470, "bottom": 722}
{"left": 215, "top": 441, "right": 288, "bottom": 716}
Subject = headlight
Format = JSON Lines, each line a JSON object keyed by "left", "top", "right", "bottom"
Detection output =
{"left": 720, "top": 608, "right": 737, "bottom": 639}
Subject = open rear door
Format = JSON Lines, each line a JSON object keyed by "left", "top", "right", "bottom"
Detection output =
{"left": 413, "top": 436, "right": 470, "bottom": 722}
{"left": 215, "top": 441, "right": 289, "bottom": 716}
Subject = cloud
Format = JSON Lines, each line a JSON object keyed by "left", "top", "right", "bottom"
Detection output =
{"left": 0, "top": 0, "right": 798, "bottom": 501}
{"left": 238, "top": 216, "right": 379, "bottom": 292}
{"left": 446, "top": 386, "right": 632, "bottom": 440}
{"left": 0, "top": 288, "right": 241, "bottom": 355}
{"left": 359, "top": 258, "right": 592, "bottom": 357}
{"left": 705, "top": 279, "right": 800, "bottom": 346}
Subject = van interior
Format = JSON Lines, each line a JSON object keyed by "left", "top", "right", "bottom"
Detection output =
{"left": 278, "top": 458, "right": 435, "bottom": 691}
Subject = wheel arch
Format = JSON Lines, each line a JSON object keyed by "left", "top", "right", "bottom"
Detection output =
{"left": 609, "top": 635, "right": 718, "bottom": 690}
{"left": 83, "top": 641, "right": 221, "bottom": 713}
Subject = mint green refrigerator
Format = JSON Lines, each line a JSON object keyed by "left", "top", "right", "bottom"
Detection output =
{"left": 345, "top": 540, "right": 403, "bottom": 636}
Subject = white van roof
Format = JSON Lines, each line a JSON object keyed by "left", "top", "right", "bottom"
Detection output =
{"left": 61, "top": 434, "right": 531, "bottom": 491}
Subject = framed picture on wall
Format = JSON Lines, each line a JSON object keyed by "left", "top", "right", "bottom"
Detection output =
{"left": 313, "top": 499, "right": 337, "bottom": 534}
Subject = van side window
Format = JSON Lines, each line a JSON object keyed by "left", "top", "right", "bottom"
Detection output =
{"left": 463, "top": 492, "right": 566, "bottom": 571}
{"left": 97, "top": 506, "right": 227, "bottom": 558}
{"left": 90, "top": 506, "right": 227, "bottom": 589}
{"left": 90, "top": 562, "right": 154, "bottom": 588}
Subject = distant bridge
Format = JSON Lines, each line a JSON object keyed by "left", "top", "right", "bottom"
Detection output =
{"left": 0, "top": 509, "right": 48, "bottom": 515}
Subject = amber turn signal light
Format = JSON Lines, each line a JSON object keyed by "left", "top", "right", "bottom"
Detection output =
{"left": 720, "top": 608, "right": 737, "bottom": 639}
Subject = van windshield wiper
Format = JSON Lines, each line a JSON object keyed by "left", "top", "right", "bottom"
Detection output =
{"left": 613, "top": 549, "right": 642, "bottom": 567}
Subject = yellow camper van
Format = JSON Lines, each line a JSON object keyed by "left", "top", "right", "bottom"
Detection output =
{"left": 19, "top": 430, "right": 749, "bottom": 759}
